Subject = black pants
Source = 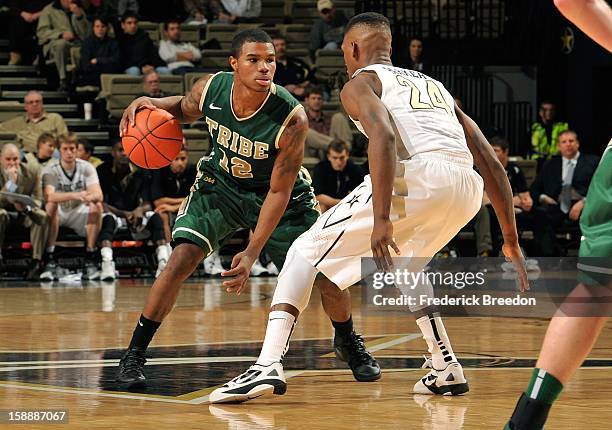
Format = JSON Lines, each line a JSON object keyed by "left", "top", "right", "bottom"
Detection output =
{"left": 8, "top": 16, "right": 37, "bottom": 60}
{"left": 487, "top": 205, "right": 561, "bottom": 257}
{"left": 98, "top": 213, "right": 165, "bottom": 244}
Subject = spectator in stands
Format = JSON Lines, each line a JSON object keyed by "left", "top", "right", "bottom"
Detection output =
{"left": 530, "top": 101, "right": 569, "bottom": 162}
{"left": 488, "top": 136, "right": 558, "bottom": 259}
{"left": 97, "top": 140, "right": 170, "bottom": 280}
{"left": 139, "top": 71, "right": 170, "bottom": 98}
{"left": 184, "top": 0, "right": 221, "bottom": 24}
{"left": 312, "top": 140, "right": 364, "bottom": 213}
{"left": 97, "top": 0, "right": 138, "bottom": 33}
{"left": 309, "top": 0, "right": 348, "bottom": 53}
{"left": 7, "top": 0, "right": 48, "bottom": 65}
{"left": 0, "top": 91, "right": 68, "bottom": 154}
{"left": 40, "top": 133, "right": 103, "bottom": 281}
{"left": 216, "top": 0, "right": 261, "bottom": 23}
{"left": 118, "top": 12, "right": 171, "bottom": 76}
{"left": 77, "top": 137, "right": 103, "bottom": 168}
{"left": 25, "top": 132, "right": 57, "bottom": 174}
{"left": 79, "top": 16, "right": 121, "bottom": 87}
{"left": 37, "top": 0, "right": 91, "bottom": 92}
{"left": 151, "top": 144, "right": 196, "bottom": 241}
{"left": 530, "top": 130, "right": 599, "bottom": 255}
{"left": 405, "top": 37, "right": 430, "bottom": 74}
{"left": 272, "top": 35, "right": 312, "bottom": 100}
{"left": 303, "top": 85, "right": 354, "bottom": 159}
{"left": 0, "top": 143, "right": 49, "bottom": 279}
{"left": 159, "top": 19, "right": 204, "bottom": 75}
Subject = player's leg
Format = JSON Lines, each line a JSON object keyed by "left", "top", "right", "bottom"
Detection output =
{"left": 505, "top": 148, "right": 612, "bottom": 429}
{"left": 317, "top": 277, "right": 381, "bottom": 381}
{"left": 83, "top": 202, "right": 102, "bottom": 279}
{"left": 99, "top": 214, "right": 118, "bottom": 281}
{"left": 116, "top": 187, "right": 235, "bottom": 388}
{"left": 40, "top": 201, "right": 59, "bottom": 281}
{"left": 209, "top": 245, "right": 319, "bottom": 403}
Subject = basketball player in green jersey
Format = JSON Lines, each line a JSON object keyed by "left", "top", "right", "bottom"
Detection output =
{"left": 505, "top": 1, "right": 611, "bottom": 427}
{"left": 115, "top": 29, "right": 380, "bottom": 388}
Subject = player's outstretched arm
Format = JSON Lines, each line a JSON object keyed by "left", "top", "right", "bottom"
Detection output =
{"left": 119, "top": 75, "right": 212, "bottom": 136}
{"left": 341, "top": 73, "right": 400, "bottom": 272}
{"left": 455, "top": 103, "right": 529, "bottom": 292}
{"left": 554, "top": 0, "right": 612, "bottom": 52}
{"left": 222, "top": 108, "right": 309, "bottom": 295}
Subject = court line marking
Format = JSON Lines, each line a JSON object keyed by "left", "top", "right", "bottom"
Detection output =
{"left": 0, "top": 356, "right": 259, "bottom": 372}
{"left": 0, "top": 333, "right": 418, "bottom": 354}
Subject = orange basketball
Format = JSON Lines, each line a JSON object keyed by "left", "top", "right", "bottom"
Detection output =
{"left": 122, "top": 108, "right": 183, "bottom": 169}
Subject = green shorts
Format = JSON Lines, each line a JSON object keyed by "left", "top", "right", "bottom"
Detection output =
{"left": 172, "top": 162, "right": 320, "bottom": 269}
{"left": 577, "top": 148, "right": 612, "bottom": 286}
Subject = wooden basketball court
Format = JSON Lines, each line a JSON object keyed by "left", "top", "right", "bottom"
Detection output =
{"left": 1, "top": 278, "right": 611, "bottom": 429}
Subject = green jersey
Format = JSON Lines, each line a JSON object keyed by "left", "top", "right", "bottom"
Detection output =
{"left": 196, "top": 71, "right": 303, "bottom": 192}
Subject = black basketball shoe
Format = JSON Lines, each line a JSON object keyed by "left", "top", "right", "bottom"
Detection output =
{"left": 334, "top": 331, "right": 381, "bottom": 382}
{"left": 116, "top": 347, "right": 147, "bottom": 389}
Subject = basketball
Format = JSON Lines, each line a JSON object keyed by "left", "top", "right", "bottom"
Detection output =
{"left": 121, "top": 108, "right": 183, "bottom": 169}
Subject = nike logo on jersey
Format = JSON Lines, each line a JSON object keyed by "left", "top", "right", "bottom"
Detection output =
{"left": 209, "top": 103, "right": 222, "bottom": 110}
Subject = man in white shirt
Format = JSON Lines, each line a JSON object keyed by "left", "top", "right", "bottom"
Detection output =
{"left": 158, "top": 20, "right": 203, "bottom": 75}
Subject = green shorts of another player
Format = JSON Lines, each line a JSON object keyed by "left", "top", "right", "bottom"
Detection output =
{"left": 172, "top": 164, "right": 320, "bottom": 269}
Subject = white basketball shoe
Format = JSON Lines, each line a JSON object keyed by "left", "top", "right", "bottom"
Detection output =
{"left": 413, "top": 357, "right": 469, "bottom": 396}
{"left": 209, "top": 362, "right": 287, "bottom": 404}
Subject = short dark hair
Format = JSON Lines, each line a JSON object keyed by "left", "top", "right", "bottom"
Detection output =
{"left": 345, "top": 12, "right": 391, "bottom": 34}
{"left": 304, "top": 85, "right": 324, "bottom": 98}
{"left": 121, "top": 11, "right": 138, "bottom": 23}
{"left": 164, "top": 19, "right": 181, "bottom": 31}
{"left": 328, "top": 139, "right": 350, "bottom": 154}
{"left": 231, "top": 28, "right": 273, "bottom": 58}
{"left": 490, "top": 136, "right": 509, "bottom": 152}
{"left": 77, "top": 138, "right": 94, "bottom": 155}
{"left": 93, "top": 16, "right": 110, "bottom": 27}
{"left": 539, "top": 100, "right": 555, "bottom": 110}
{"left": 558, "top": 129, "right": 578, "bottom": 140}
{"left": 37, "top": 132, "right": 56, "bottom": 148}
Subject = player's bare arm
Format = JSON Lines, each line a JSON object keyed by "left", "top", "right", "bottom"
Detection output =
{"left": 120, "top": 75, "right": 212, "bottom": 136}
{"left": 554, "top": 0, "right": 612, "bottom": 52}
{"left": 341, "top": 72, "right": 400, "bottom": 272}
{"left": 455, "top": 103, "right": 529, "bottom": 292}
{"left": 222, "top": 108, "right": 309, "bottom": 294}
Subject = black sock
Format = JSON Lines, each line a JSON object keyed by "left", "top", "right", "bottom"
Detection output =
{"left": 129, "top": 314, "right": 161, "bottom": 350}
{"left": 332, "top": 315, "right": 354, "bottom": 339}
{"left": 85, "top": 249, "right": 97, "bottom": 262}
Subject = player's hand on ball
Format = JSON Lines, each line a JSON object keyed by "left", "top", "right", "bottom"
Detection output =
{"left": 221, "top": 251, "right": 256, "bottom": 295}
{"left": 502, "top": 241, "right": 530, "bottom": 292}
{"left": 120, "top": 97, "right": 157, "bottom": 137}
{"left": 371, "top": 218, "right": 400, "bottom": 272}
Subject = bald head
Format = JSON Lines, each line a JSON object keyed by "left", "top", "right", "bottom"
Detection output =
{"left": 341, "top": 12, "right": 392, "bottom": 77}
{"left": 1, "top": 143, "right": 21, "bottom": 171}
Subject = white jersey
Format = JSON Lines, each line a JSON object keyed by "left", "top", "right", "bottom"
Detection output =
{"left": 351, "top": 64, "right": 472, "bottom": 162}
{"left": 42, "top": 159, "right": 99, "bottom": 211}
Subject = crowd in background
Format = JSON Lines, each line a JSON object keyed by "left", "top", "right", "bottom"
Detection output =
{"left": 0, "top": 0, "right": 603, "bottom": 281}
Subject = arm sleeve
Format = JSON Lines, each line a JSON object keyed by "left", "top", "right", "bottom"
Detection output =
{"left": 158, "top": 40, "right": 177, "bottom": 63}
{"left": 37, "top": 9, "right": 63, "bottom": 45}
{"left": 311, "top": 163, "right": 325, "bottom": 196}
{"left": 309, "top": 21, "right": 324, "bottom": 51}
{"left": 80, "top": 38, "right": 94, "bottom": 71}
{"left": 150, "top": 170, "right": 163, "bottom": 202}
{"left": 72, "top": 13, "right": 91, "bottom": 41}
{"left": 513, "top": 166, "right": 528, "bottom": 194}
{"left": 42, "top": 168, "right": 58, "bottom": 190}
{"left": 190, "top": 43, "right": 201, "bottom": 61}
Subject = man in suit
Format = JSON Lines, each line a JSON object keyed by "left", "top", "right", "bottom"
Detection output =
{"left": 530, "top": 130, "right": 599, "bottom": 255}
{"left": 0, "top": 143, "right": 49, "bottom": 279}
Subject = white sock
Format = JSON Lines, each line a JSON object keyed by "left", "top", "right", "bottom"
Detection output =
{"left": 416, "top": 313, "right": 457, "bottom": 369}
{"left": 156, "top": 244, "right": 169, "bottom": 262}
{"left": 101, "top": 246, "right": 113, "bottom": 262}
{"left": 256, "top": 311, "right": 296, "bottom": 366}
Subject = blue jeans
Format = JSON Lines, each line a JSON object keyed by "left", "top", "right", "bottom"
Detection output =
{"left": 124, "top": 66, "right": 172, "bottom": 76}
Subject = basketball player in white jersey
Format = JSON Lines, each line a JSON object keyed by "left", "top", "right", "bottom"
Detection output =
{"left": 209, "top": 12, "right": 529, "bottom": 403}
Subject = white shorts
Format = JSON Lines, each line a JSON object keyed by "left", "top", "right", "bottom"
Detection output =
{"left": 58, "top": 203, "right": 91, "bottom": 237}
{"left": 294, "top": 152, "right": 484, "bottom": 289}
